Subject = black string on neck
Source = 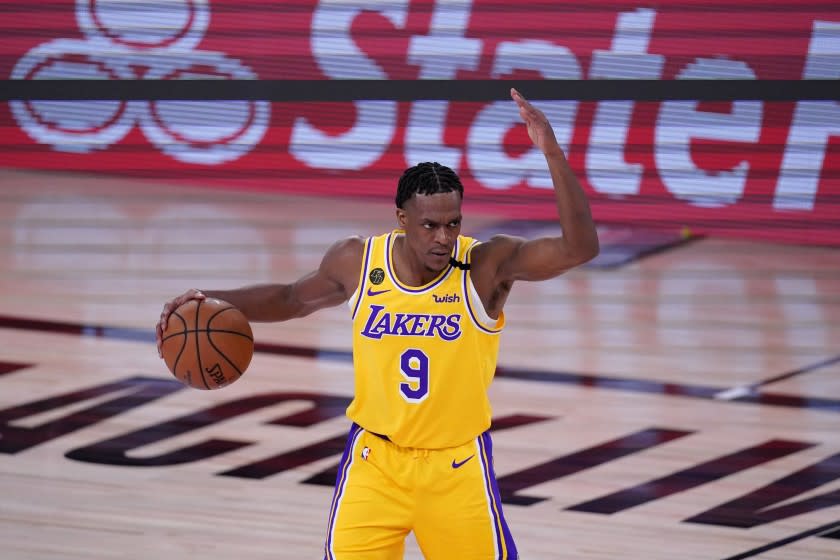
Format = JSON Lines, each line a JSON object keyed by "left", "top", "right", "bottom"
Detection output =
{"left": 449, "top": 257, "right": 470, "bottom": 270}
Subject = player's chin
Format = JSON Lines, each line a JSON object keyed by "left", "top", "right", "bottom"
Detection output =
{"left": 427, "top": 252, "right": 450, "bottom": 271}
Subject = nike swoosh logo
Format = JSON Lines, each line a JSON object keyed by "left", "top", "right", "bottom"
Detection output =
{"left": 367, "top": 288, "right": 390, "bottom": 297}
{"left": 451, "top": 454, "right": 475, "bottom": 469}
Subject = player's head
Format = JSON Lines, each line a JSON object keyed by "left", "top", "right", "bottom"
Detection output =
{"left": 395, "top": 162, "right": 464, "bottom": 209}
{"left": 395, "top": 162, "right": 464, "bottom": 274}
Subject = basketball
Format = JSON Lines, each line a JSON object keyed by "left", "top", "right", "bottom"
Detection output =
{"left": 160, "top": 298, "right": 254, "bottom": 390}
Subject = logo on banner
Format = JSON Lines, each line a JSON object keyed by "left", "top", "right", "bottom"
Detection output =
{"left": 10, "top": 0, "right": 269, "bottom": 165}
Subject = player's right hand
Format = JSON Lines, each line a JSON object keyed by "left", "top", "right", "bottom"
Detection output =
{"left": 510, "top": 88, "right": 561, "bottom": 156}
{"left": 156, "top": 289, "right": 206, "bottom": 357}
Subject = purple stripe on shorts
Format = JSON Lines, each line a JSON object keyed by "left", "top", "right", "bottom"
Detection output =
{"left": 479, "top": 431, "right": 518, "bottom": 559}
{"left": 324, "top": 423, "right": 364, "bottom": 559}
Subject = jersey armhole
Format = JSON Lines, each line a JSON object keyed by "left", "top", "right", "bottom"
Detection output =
{"left": 348, "top": 237, "right": 374, "bottom": 319}
{"left": 463, "top": 240, "right": 504, "bottom": 332}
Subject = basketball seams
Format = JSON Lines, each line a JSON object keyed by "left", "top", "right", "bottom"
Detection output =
{"left": 206, "top": 306, "right": 253, "bottom": 341}
{"left": 205, "top": 333, "right": 247, "bottom": 379}
{"left": 194, "top": 300, "right": 211, "bottom": 390}
{"left": 206, "top": 305, "right": 235, "bottom": 322}
{"left": 164, "top": 328, "right": 253, "bottom": 339}
{"left": 207, "top": 305, "right": 254, "bottom": 336}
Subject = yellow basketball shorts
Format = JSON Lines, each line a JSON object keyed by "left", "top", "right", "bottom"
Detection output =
{"left": 323, "top": 424, "right": 518, "bottom": 560}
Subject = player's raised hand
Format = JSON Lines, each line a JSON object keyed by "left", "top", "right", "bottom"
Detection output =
{"left": 511, "top": 88, "right": 561, "bottom": 156}
{"left": 156, "top": 288, "right": 206, "bottom": 356}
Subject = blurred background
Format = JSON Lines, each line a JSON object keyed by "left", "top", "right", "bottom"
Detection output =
{"left": 1, "top": 1, "right": 839, "bottom": 559}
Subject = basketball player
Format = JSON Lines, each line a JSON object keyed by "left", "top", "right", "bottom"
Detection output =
{"left": 156, "top": 88, "right": 599, "bottom": 559}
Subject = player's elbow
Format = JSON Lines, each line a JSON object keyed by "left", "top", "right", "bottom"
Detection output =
{"left": 577, "top": 237, "right": 600, "bottom": 264}
{"left": 566, "top": 234, "right": 599, "bottom": 268}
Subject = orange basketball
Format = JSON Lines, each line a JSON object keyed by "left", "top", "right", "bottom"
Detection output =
{"left": 160, "top": 298, "right": 254, "bottom": 390}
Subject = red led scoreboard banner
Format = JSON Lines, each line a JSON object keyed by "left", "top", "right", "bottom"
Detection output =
{"left": 1, "top": 0, "right": 838, "bottom": 245}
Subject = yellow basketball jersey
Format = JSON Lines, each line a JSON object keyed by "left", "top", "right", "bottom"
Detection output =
{"left": 346, "top": 230, "right": 505, "bottom": 449}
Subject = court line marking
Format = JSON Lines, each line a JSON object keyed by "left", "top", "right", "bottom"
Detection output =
{"left": 720, "top": 519, "right": 840, "bottom": 560}
{"left": 715, "top": 354, "right": 840, "bottom": 400}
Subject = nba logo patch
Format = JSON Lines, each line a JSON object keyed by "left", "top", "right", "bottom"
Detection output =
{"left": 361, "top": 447, "right": 371, "bottom": 461}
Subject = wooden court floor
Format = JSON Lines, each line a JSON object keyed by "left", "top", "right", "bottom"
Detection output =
{"left": 1, "top": 169, "right": 839, "bottom": 559}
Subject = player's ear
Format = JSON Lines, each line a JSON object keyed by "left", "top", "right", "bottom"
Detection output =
{"left": 396, "top": 207, "right": 407, "bottom": 228}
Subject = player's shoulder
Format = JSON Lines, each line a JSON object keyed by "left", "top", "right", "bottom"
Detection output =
{"left": 321, "top": 235, "right": 366, "bottom": 269}
{"left": 319, "top": 236, "right": 368, "bottom": 294}
{"left": 328, "top": 234, "right": 367, "bottom": 252}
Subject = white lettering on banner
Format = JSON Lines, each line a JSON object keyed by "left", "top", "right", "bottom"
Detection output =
{"left": 292, "top": 1, "right": 408, "bottom": 169}
{"left": 775, "top": 20, "right": 840, "bottom": 211}
{"left": 586, "top": 9, "right": 664, "bottom": 197}
{"left": 294, "top": 2, "right": 835, "bottom": 215}
{"left": 655, "top": 58, "right": 762, "bottom": 208}
{"left": 405, "top": 0, "right": 481, "bottom": 171}
{"left": 9, "top": 0, "right": 269, "bottom": 165}
{"left": 468, "top": 40, "right": 581, "bottom": 190}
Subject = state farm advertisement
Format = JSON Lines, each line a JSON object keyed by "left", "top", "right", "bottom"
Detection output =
{"left": 1, "top": 0, "right": 838, "bottom": 245}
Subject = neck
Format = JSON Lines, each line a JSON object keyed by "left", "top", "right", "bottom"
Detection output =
{"left": 392, "top": 235, "right": 442, "bottom": 286}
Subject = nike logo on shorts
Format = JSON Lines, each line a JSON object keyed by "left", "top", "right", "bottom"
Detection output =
{"left": 367, "top": 287, "right": 390, "bottom": 297}
{"left": 452, "top": 454, "right": 475, "bottom": 469}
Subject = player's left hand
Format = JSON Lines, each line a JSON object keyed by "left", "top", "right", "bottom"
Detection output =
{"left": 511, "top": 88, "right": 562, "bottom": 156}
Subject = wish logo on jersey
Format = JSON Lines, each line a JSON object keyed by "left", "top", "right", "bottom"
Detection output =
{"left": 360, "top": 304, "right": 462, "bottom": 341}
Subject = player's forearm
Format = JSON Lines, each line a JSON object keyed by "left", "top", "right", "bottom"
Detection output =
{"left": 202, "top": 284, "right": 302, "bottom": 322}
{"left": 545, "top": 148, "right": 600, "bottom": 263}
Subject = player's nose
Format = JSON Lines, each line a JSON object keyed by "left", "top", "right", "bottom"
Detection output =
{"left": 434, "top": 226, "right": 451, "bottom": 245}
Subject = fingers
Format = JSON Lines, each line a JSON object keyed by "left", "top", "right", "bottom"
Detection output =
{"left": 511, "top": 87, "right": 529, "bottom": 109}
{"left": 511, "top": 88, "right": 542, "bottom": 121}
{"left": 510, "top": 87, "right": 560, "bottom": 151}
{"left": 156, "top": 289, "right": 205, "bottom": 358}
{"left": 156, "top": 321, "right": 164, "bottom": 357}
{"left": 510, "top": 87, "right": 532, "bottom": 108}
{"left": 156, "top": 305, "right": 170, "bottom": 357}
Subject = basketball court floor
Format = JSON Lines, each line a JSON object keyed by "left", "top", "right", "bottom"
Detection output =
{"left": 1, "top": 168, "right": 839, "bottom": 559}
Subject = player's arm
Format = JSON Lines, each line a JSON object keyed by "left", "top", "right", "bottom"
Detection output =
{"left": 155, "top": 236, "right": 364, "bottom": 354}
{"left": 483, "top": 89, "right": 599, "bottom": 283}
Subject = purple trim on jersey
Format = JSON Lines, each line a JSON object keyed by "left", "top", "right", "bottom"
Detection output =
{"left": 351, "top": 238, "right": 374, "bottom": 321}
{"left": 462, "top": 260, "right": 503, "bottom": 335}
{"left": 478, "top": 432, "right": 518, "bottom": 559}
{"left": 324, "top": 423, "right": 364, "bottom": 560}
{"left": 384, "top": 232, "right": 456, "bottom": 293}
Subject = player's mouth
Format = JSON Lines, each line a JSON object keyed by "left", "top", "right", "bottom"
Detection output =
{"left": 428, "top": 247, "right": 451, "bottom": 268}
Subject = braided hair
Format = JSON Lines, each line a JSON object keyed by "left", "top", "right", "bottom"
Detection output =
{"left": 395, "top": 162, "right": 464, "bottom": 209}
